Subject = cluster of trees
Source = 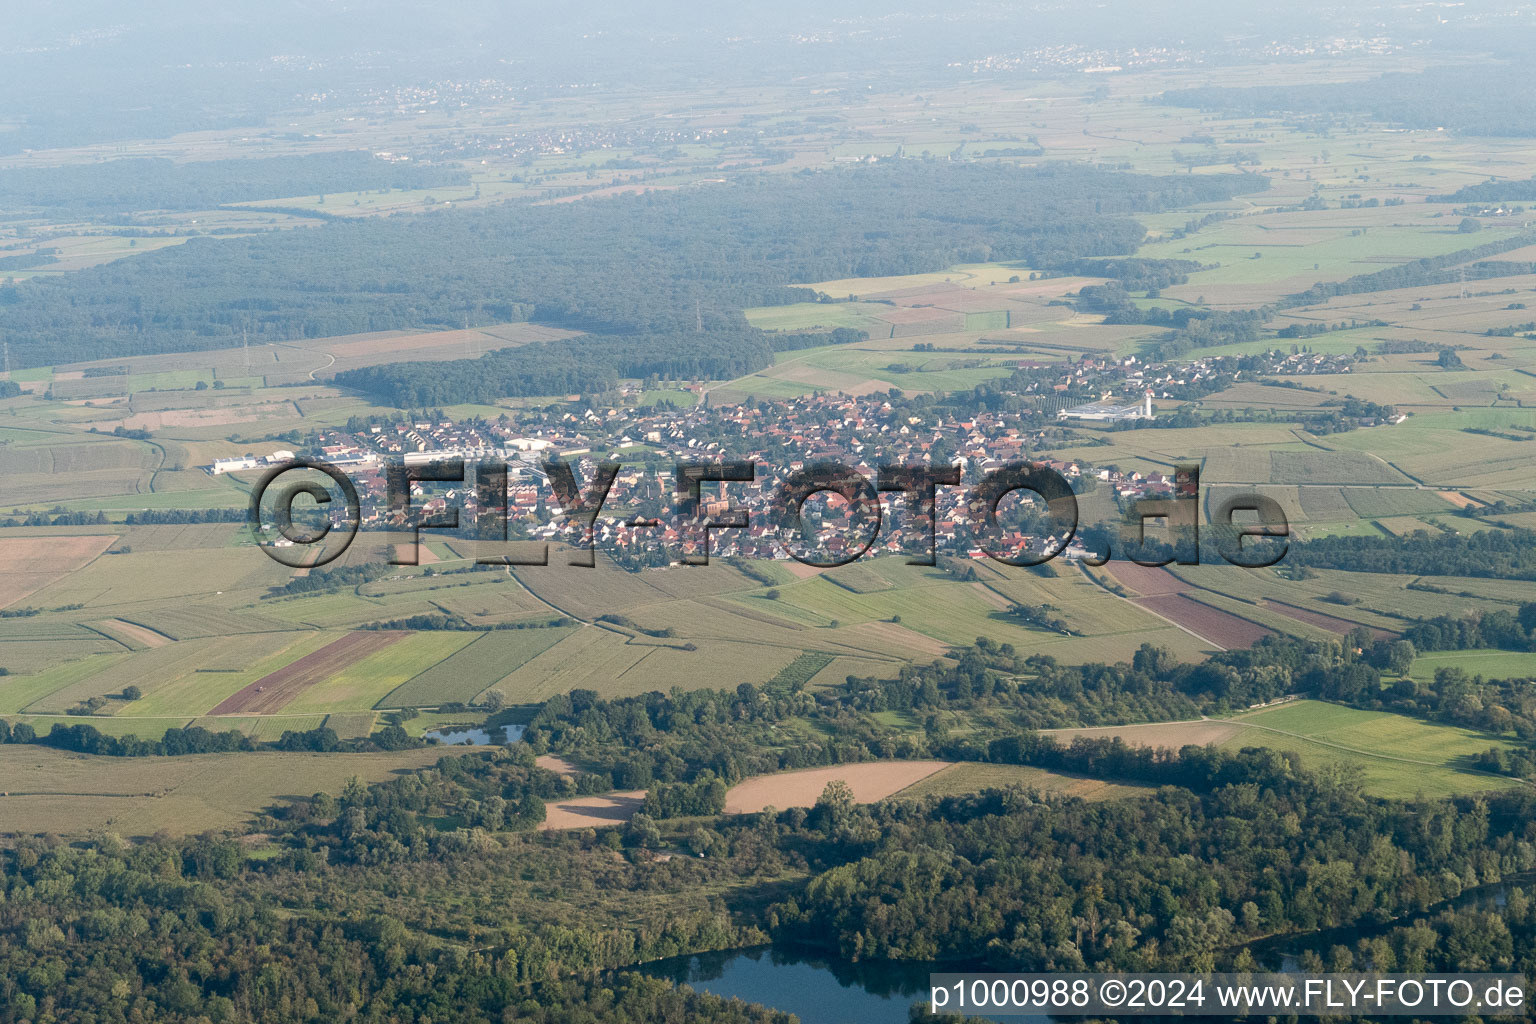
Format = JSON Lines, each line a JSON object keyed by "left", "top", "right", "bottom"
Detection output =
{"left": 1433, "top": 178, "right": 1536, "bottom": 203}
{"left": 0, "top": 508, "right": 111, "bottom": 528}
{"left": 642, "top": 773, "right": 728, "bottom": 818}
{"left": 123, "top": 508, "right": 248, "bottom": 525}
{"left": 362, "top": 613, "right": 574, "bottom": 632}
{"left": 1006, "top": 602, "right": 1071, "bottom": 634}
{"left": 0, "top": 718, "right": 423, "bottom": 758}
{"left": 339, "top": 327, "right": 779, "bottom": 404}
{"left": 1402, "top": 604, "right": 1536, "bottom": 654}
{"left": 1048, "top": 256, "right": 1200, "bottom": 292}
{"left": 1290, "top": 527, "right": 1536, "bottom": 580}
{"left": 1281, "top": 230, "right": 1536, "bottom": 308}
{"left": 771, "top": 755, "right": 1535, "bottom": 967}
{"left": 268, "top": 562, "right": 392, "bottom": 597}
{"left": 765, "top": 326, "right": 867, "bottom": 353}
{"left": 1073, "top": 282, "right": 1266, "bottom": 358}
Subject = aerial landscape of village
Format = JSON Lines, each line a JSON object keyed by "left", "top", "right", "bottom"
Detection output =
{"left": 5, "top": 1, "right": 1536, "bottom": 1021}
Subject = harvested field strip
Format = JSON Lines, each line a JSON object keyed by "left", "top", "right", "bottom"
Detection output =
{"left": 136, "top": 606, "right": 299, "bottom": 639}
{"left": 323, "top": 711, "right": 377, "bottom": 739}
{"left": 1045, "top": 720, "right": 1243, "bottom": 748}
{"left": 0, "top": 620, "right": 98, "bottom": 641}
{"left": 1103, "top": 562, "right": 1271, "bottom": 649}
{"left": 539, "top": 791, "right": 645, "bottom": 830}
{"left": 1102, "top": 561, "right": 1187, "bottom": 596}
{"left": 96, "top": 619, "right": 174, "bottom": 649}
{"left": 25, "top": 634, "right": 295, "bottom": 714}
{"left": 209, "top": 631, "right": 406, "bottom": 715}
{"left": 1260, "top": 599, "right": 1398, "bottom": 640}
{"left": 121, "top": 632, "right": 334, "bottom": 719}
{"left": 0, "top": 655, "right": 129, "bottom": 715}
{"left": 896, "top": 763, "right": 1153, "bottom": 801}
{"left": 279, "top": 632, "right": 475, "bottom": 714}
{"left": 724, "top": 761, "right": 950, "bottom": 814}
{"left": 1179, "top": 592, "right": 1336, "bottom": 643}
{"left": 0, "top": 534, "right": 116, "bottom": 609}
{"left": 1134, "top": 594, "right": 1271, "bottom": 649}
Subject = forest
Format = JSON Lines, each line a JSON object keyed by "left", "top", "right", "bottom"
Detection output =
{"left": 1289, "top": 527, "right": 1536, "bottom": 580}
{"left": 0, "top": 161, "right": 1263, "bottom": 370}
{"left": 0, "top": 152, "right": 471, "bottom": 217}
{"left": 337, "top": 327, "right": 866, "bottom": 404}
{"left": 1432, "top": 177, "right": 1536, "bottom": 204}
{"left": 1160, "top": 64, "right": 1536, "bottom": 137}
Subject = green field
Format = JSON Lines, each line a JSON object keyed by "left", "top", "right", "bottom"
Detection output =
{"left": 279, "top": 632, "right": 477, "bottom": 714}
{"left": 1411, "top": 650, "right": 1536, "bottom": 683}
{"left": 0, "top": 745, "right": 458, "bottom": 837}
{"left": 1223, "top": 700, "right": 1520, "bottom": 799}
{"left": 377, "top": 626, "right": 577, "bottom": 707}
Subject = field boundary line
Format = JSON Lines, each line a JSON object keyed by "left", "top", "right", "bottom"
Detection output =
{"left": 1221, "top": 717, "right": 1526, "bottom": 786}
{"left": 75, "top": 620, "right": 137, "bottom": 653}
{"left": 1078, "top": 564, "right": 1227, "bottom": 651}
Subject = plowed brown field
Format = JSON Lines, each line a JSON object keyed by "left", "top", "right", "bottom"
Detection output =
{"left": 208, "top": 631, "right": 406, "bottom": 714}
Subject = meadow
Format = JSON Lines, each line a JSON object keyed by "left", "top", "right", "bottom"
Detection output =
{"left": 1221, "top": 700, "right": 1520, "bottom": 799}
{"left": 1041, "top": 701, "right": 1518, "bottom": 800}
{"left": 1410, "top": 650, "right": 1536, "bottom": 683}
{"left": 0, "top": 745, "right": 458, "bottom": 837}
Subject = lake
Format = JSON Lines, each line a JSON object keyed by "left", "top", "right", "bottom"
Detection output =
{"left": 422, "top": 723, "right": 526, "bottom": 745}
{"left": 634, "top": 946, "right": 1033, "bottom": 1023}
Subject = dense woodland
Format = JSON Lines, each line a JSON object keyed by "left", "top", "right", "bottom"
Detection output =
{"left": 0, "top": 153, "right": 470, "bottom": 217}
{"left": 1160, "top": 64, "right": 1536, "bottom": 137}
{"left": 0, "top": 161, "right": 1262, "bottom": 372}
{"left": 1432, "top": 178, "right": 1536, "bottom": 204}
{"left": 1289, "top": 526, "right": 1536, "bottom": 580}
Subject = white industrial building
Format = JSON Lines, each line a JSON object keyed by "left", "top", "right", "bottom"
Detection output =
{"left": 1057, "top": 391, "right": 1154, "bottom": 423}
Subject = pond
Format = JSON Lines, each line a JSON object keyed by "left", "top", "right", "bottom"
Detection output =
{"left": 633, "top": 946, "right": 1032, "bottom": 1023}
{"left": 421, "top": 723, "right": 526, "bottom": 745}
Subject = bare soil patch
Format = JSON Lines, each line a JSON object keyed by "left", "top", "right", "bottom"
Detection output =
{"left": 539, "top": 791, "right": 645, "bottom": 830}
{"left": 393, "top": 543, "right": 439, "bottom": 565}
{"left": 1438, "top": 490, "right": 1482, "bottom": 509}
{"left": 723, "top": 760, "right": 950, "bottom": 814}
{"left": 535, "top": 754, "right": 580, "bottom": 777}
{"left": 1046, "top": 720, "right": 1243, "bottom": 748}
{"left": 1136, "top": 594, "right": 1272, "bottom": 649}
{"left": 1103, "top": 561, "right": 1187, "bottom": 597}
{"left": 1259, "top": 599, "right": 1397, "bottom": 640}
{"left": 99, "top": 619, "right": 174, "bottom": 648}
